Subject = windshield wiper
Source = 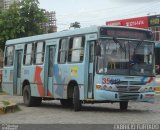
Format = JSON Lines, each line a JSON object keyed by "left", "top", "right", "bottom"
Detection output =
{"left": 113, "top": 37, "right": 126, "bottom": 53}
{"left": 134, "top": 41, "right": 143, "bottom": 52}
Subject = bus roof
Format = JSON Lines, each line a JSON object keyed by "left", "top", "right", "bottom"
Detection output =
{"left": 6, "top": 26, "right": 99, "bottom": 45}
{"left": 5, "top": 25, "right": 152, "bottom": 45}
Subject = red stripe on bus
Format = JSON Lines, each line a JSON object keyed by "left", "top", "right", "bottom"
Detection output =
{"left": 47, "top": 90, "right": 52, "bottom": 96}
{"left": 34, "top": 66, "right": 44, "bottom": 96}
{"left": 147, "top": 77, "right": 153, "bottom": 83}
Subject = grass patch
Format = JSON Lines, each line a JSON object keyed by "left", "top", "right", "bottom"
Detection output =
{"left": 0, "top": 100, "right": 20, "bottom": 114}
{"left": 1, "top": 100, "right": 10, "bottom": 105}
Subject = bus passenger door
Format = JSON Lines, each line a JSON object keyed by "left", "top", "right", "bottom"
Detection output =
{"left": 46, "top": 45, "right": 56, "bottom": 96}
{"left": 14, "top": 50, "right": 23, "bottom": 95}
{"left": 87, "top": 41, "right": 95, "bottom": 98}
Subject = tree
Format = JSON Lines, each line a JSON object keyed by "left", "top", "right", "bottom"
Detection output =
{"left": 0, "top": 2, "right": 23, "bottom": 50}
{"left": 19, "top": 0, "right": 47, "bottom": 37}
{"left": 0, "top": 0, "right": 47, "bottom": 50}
{"left": 70, "top": 21, "right": 81, "bottom": 29}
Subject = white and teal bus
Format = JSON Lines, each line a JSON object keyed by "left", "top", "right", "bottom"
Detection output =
{"left": 2, "top": 26, "right": 156, "bottom": 111}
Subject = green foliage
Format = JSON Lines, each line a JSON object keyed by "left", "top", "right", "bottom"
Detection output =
{"left": 19, "top": 0, "right": 47, "bottom": 37}
{"left": 1, "top": 100, "right": 10, "bottom": 105}
{"left": 70, "top": 21, "right": 81, "bottom": 29}
{"left": 0, "top": 0, "right": 47, "bottom": 50}
{"left": 0, "top": 2, "right": 23, "bottom": 50}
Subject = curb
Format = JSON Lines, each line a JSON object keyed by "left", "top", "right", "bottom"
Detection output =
{"left": 0, "top": 100, "right": 18, "bottom": 113}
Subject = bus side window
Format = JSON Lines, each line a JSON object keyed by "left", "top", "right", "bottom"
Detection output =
{"left": 34, "top": 41, "right": 45, "bottom": 64}
{"left": 58, "top": 38, "right": 68, "bottom": 63}
{"left": 4, "top": 46, "right": 14, "bottom": 66}
{"left": 68, "top": 36, "right": 85, "bottom": 62}
{"left": 23, "top": 43, "right": 33, "bottom": 65}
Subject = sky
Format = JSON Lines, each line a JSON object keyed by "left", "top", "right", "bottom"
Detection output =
{"left": 38, "top": 0, "right": 160, "bottom": 31}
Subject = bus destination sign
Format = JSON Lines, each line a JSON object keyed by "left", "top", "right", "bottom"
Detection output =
{"left": 100, "top": 27, "right": 153, "bottom": 40}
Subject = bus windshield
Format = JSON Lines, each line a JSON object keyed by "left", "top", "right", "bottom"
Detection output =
{"left": 97, "top": 38, "right": 154, "bottom": 76}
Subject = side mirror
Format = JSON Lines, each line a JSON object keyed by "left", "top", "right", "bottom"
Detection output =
{"left": 95, "top": 45, "right": 101, "bottom": 56}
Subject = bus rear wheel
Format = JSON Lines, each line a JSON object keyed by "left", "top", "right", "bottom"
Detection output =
{"left": 120, "top": 101, "right": 128, "bottom": 111}
{"left": 23, "top": 85, "right": 42, "bottom": 107}
{"left": 23, "top": 85, "right": 34, "bottom": 107}
{"left": 73, "top": 86, "right": 81, "bottom": 111}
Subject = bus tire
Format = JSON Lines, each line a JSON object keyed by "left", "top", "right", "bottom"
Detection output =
{"left": 73, "top": 86, "right": 81, "bottom": 111}
{"left": 23, "top": 85, "right": 34, "bottom": 107}
{"left": 120, "top": 101, "right": 128, "bottom": 111}
{"left": 60, "top": 99, "right": 73, "bottom": 107}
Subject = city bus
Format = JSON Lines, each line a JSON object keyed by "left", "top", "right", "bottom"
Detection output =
{"left": 2, "top": 26, "right": 156, "bottom": 111}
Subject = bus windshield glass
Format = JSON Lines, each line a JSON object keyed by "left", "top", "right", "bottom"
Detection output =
{"left": 97, "top": 38, "right": 154, "bottom": 76}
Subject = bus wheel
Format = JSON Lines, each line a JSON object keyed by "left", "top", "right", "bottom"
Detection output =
{"left": 73, "top": 86, "right": 81, "bottom": 111}
{"left": 23, "top": 85, "right": 34, "bottom": 107}
{"left": 60, "top": 99, "right": 73, "bottom": 107}
{"left": 120, "top": 101, "right": 128, "bottom": 111}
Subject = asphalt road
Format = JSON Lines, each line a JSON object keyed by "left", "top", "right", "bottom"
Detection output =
{"left": 0, "top": 95, "right": 160, "bottom": 124}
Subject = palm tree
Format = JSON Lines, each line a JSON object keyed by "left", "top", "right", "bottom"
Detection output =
{"left": 70, "top": 21, "right": 81, "bottom": 29}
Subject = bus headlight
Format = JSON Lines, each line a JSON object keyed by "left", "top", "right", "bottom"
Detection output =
{"left": 138, "top": 86, "right": 154, "bottom": 92}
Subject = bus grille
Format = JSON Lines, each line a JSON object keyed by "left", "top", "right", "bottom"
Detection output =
{"left": 119, "top": 93, "right": 139, "bottom": 100}
{"left": 116, "top": 80, "right": 144, "bottom": 92}
{"left": 116, "top": 85, "right": 141, "bottom": 92}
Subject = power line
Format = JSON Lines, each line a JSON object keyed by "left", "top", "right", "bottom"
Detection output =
{"left": 57, "top": 2, "right": 160, "bottom": 24}
{"left": 57, "top": 6, "right": 124, "bottom": 19}
{"left": 56, "top": 1, "right": 160, "bottom": 30}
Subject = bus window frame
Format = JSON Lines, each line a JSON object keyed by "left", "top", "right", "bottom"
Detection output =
{"left": 4, "top": 45, "right": 15, "bottom": 67}
{"left": 23, "top": 43, "right": 34, "bottom": 65}
{"left": 67, "top": 36, "right": 85, "bottom": 63}
{"left": 34, "top": 41, "right": 45, "bottom": 65}
{"left": 58, "top": 38, "right": 69, "bottom": 64}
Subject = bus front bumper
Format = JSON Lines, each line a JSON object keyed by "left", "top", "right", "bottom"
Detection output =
{"left": 95, "top": 90, "right": 155, "bottom": 103}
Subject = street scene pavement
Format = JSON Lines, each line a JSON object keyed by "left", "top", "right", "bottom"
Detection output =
{"left": 0, "top": 94, "right": 160, "bottom": 124}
